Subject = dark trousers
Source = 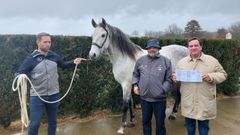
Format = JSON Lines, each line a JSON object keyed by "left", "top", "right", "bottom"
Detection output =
{"left": 141, "top": 99, "right": 166, "bottom": 135}
{"left": 28, "top": 93, "right": 59, "bottom": 135}
{"left": 185, "top": 117, "right": 209, "bottom": 135}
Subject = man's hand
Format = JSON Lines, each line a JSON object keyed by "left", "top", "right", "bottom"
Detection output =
{"left": 133, "top": 86, "right": 140, "bottom": 95}
{"left": 172, "top": 73, "right": 177, "bottom": 83}
{"left": 74, "top": 58, "right": 82, "bottom": 65}
{"left": 202, "top": 74, "right": 211, "bottom": 82}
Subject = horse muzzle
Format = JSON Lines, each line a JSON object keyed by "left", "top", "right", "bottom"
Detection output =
{"left": 88, "top": 53, "right": 97, "bottom": 60}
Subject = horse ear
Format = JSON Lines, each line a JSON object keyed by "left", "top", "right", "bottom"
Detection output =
{"left": 92, "top": 19, "right": 97, "bottom": 28}
{"left": 102, "top": 18, "right": 107, "bottom": 28}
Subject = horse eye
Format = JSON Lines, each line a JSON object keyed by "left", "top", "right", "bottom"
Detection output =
{"left": 101, "top": 34, "right": 105, "bottom": 38}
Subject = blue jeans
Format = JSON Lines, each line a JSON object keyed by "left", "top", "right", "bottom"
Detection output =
{"left": 28, "top": 93, "right": 59, "bottom": 135}
{"left": 185, "top": 117, "right": 209, "bottom": 135}
{"left": 141, "top": 99, "right": 166, "bottom": 135}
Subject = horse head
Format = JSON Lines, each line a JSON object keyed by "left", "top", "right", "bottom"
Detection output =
{"left": 89, "top": 18, "right": 111, "bottom": 60}
{"left": 89, "top": 18, "right": 141, "bottom": 61}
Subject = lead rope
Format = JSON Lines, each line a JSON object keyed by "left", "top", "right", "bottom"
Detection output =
{"left": 12, "top": 58, "right": 89, "bottom": 134}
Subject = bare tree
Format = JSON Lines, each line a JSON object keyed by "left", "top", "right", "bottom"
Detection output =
{"left": 144, "top": 30, "right": 163, "bottom": 38}
{"left": 184, "top": 19, "right": 202, "bottom": 38}
{"left": 131, "top": 30, "right": 140, "bottom": 37}
{"left": 216, "top": 27, "right": 228, "bottom": 39}
{"left": 229, "top": 22, "right": 240, "bottom": 39}
{"left": 201, "top": 31, "right": 216, "bottom": 39}
{"left": 164, "top": 24, "right": 183, "bottom": 38}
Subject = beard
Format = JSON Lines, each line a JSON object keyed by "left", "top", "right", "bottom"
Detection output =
{"left": 148, "top": 52, "right": 159, "bottom": 58}
{"left": 39, "top": 47, "right": 50, "bottom": 53}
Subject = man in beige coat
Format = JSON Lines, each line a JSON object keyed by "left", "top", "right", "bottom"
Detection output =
{"left": 172, "top": 37, "right": 227, "bottom": 135}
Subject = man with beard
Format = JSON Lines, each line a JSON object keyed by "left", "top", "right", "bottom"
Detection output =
{"left": 16, "top": 32, "right": 82, "bottom": 135}
{"left": 132, "top": 39, "right": 173, "bottom": 135}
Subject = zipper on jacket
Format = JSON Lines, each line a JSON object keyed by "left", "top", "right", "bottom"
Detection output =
{"left": 43, "top": 59, "right": 50, "bottom": 95}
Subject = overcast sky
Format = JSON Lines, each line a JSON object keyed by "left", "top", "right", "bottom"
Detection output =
{"left": 0, "top": 0, "right": 239, "bottom": 36}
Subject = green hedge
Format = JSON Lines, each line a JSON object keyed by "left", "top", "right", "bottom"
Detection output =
{"left": 0, "top": 35, "right": 239, "bottom": 127}
{"left": 201, "top": 39, "right": 240, "bottom": 94}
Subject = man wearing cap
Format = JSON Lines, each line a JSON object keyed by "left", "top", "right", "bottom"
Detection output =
{"left": 132, "top": 39, "right": 172, "bottom": 135}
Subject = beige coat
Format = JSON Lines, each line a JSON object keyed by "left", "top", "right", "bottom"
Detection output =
{"left": 176, "top": 53, "right": 227, "bottom": 120}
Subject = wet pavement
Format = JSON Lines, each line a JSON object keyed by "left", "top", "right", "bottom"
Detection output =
{"left": 12, "top": 97, "right": 240, "bottom": 135}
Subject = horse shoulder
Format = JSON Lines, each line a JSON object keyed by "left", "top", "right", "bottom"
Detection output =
{"left": 112, "top": 57, "right": 135, "bottom": 83}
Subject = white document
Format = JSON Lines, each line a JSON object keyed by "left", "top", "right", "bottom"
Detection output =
{"left": 175, "top": 69, "right": 202, "bottom": 82}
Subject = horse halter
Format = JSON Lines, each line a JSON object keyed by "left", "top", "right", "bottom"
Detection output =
{"left": 91, "top": 27, "right": 109, "bottom": 49}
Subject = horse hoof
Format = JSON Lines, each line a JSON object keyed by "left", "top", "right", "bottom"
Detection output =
{"left": 117, "top": 127, "right": 124, "bottom": 135}
{"left": 127, "top": 121, "right": 135, "bottom": 127}
{"left": 168, "top": 112, "right": 177, "bottom": 120}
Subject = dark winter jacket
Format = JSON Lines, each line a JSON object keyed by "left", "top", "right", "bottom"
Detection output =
{"left": 132, "top": 54, "right": 173, "bottom": 102}
{"left": 16, "top": 50, "right": 75, "bottom": 96}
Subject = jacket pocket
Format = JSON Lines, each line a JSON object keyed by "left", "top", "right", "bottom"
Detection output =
{"left": 150, "top": 83, "right": 166, "bottom": 99}
{"left": 151, "top": 88, "right": 165, "bottom": 99}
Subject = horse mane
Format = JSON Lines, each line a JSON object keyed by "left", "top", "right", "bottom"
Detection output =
{"left": 99, "top": 23, "right": 142, "bottom": 60}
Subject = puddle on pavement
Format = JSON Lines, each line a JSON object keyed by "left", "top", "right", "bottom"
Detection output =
{"left": 11, "top": 97, "right": 240, "bottom": 135}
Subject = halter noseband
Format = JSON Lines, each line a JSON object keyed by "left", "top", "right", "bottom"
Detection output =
{"left": 91, "top": 27, "right": 109, "bottom": 49}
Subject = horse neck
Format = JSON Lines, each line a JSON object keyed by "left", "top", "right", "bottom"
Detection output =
{"left": 106, "top": 43, "right": 129, "bottom": 65}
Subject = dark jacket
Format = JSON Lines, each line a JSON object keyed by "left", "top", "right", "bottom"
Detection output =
{"left": 132, "top": 54, "right": 173, "bottom": 102}
{"left": 16, "top": 50, "right": 75, "bottom": 96}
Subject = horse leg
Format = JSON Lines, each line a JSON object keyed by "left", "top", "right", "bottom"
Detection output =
{"left": 127, "top": 96, "right": 135, "bottom": 127}
{"left": 169, "top": 83, "right": 181, "bottom": 120}
{"left": 117, "top": 99, "right": 129, "bottom": 135}
{"left": 174, "top": 84, "right": 181, "bottom": 113}
{"left": 122, "top": 99, "right": 129, "bottom": 126}
{"left": 117, "top": 83, "right": 131, "bottom": 135}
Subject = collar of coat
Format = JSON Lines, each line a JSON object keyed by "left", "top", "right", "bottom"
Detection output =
{"left": 187, "top": 52, "right": 206, "bottom": 63}
{"left": 31, "top": 50, "right": 54, "bottom": 58}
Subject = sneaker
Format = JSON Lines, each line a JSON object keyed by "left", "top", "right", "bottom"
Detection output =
{"left": 168, "top": 112, "right": 177, "bottom": 120}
